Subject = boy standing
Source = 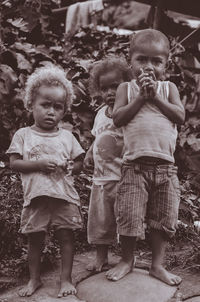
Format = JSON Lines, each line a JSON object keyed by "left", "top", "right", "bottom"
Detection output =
{"left": 106, "top": 29, "right": 185, "bottom": 285}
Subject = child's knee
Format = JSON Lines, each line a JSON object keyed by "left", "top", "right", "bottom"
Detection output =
{"left": 56, "top": 228, "right": 74, "bottom": 243}
{"left": 28, "top": 231, "right": 45, "bottom": 245}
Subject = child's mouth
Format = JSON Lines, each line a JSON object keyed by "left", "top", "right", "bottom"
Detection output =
{"left": 45, "top": 118, "right": 55, "bottom": 124}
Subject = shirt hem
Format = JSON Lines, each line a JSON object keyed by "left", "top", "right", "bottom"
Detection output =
{"left": 23, "top": 193, "right": 80, "bottom": 208}
{"left": 123, "top": 152, "right": 174, "bottom": 163}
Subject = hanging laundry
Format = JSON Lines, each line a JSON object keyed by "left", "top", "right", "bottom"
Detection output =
{"left": 65, "top": 0, "right": 104, "bottom": 35}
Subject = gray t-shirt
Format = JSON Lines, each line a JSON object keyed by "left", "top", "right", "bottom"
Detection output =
{"left": 7, "top": 127, "right": 84, "bottom": 207}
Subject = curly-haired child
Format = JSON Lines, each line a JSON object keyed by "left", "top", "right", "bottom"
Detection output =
{"left": 7, "top": 65, "right": 85, "bottom": 299}
{"left": 84, "top": 57, "right": 131, "bottom": 272}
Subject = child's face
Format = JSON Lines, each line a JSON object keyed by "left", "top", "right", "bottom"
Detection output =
{"left": 130, "top": 41, "right": 168, "bottom": 80}
{"left": 99, "top": 70, "right": 124, "bottom": 107}
{"left": 31, "top": 85, "right": 66, "bottom": 132}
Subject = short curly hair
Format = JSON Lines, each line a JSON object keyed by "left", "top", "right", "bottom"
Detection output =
{"left": 89, "top": 57, "right": 132, "bottom": 97}
{"left": 24, "top": 65, "right": 74, "bottom": 112}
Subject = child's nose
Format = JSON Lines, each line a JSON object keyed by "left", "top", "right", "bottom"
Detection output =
{"left": 48, "top": 107, "right": 55, "bottom": 114}
{"left": 144, "top": 62, "right": 154, "bottom": 72}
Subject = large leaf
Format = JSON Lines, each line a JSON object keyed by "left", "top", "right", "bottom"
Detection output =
{"left": 0, "top": 64, "right": 17, "bottom": 96}
{"left": 7, "top": 18, "right": 29, "bottom": 32}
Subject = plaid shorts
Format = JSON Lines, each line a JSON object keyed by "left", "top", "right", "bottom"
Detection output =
{"left": 87, "top": 182, "right": 118, "bottom": 245}
{"left": 115, "top": 161, "right": 180, "bottom": 239}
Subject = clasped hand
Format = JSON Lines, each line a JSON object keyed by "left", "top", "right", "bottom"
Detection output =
{"left": 137, "top": 68, "right": 157, "bottom": 99}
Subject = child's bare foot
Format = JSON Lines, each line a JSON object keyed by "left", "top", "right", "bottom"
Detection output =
{"left": 87, "top": 262, "right": 110, "bottom": 272}
{"left": 149, "top": 266, "right": 182, "bottom": 286}
{"left": 106, "top": 260, "right": 134, "bottom": 281}
{"left": 18, "top": 279, "right": 42, "bottom": 297}
{"left": 57, "top": 281, "right": 77, "bottom": 298}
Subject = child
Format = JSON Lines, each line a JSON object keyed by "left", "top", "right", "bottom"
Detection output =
{"left": 7, "top": 65, "right": 85, "bottom": 298}
{"left": 84, "top": 57, "right": 131, "bottom": 272}
{"left": 106, "top": 29, "right": 185, "bottom": 285}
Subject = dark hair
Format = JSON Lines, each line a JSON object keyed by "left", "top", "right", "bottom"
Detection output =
{"left": 89, "top": 56, "right": 132, "bottom": 97}
{"left": 129, "top": 29, "right": 170, "bottom": 59}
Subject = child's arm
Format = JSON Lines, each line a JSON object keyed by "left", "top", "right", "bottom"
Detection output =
{"left": 83, "top": 142, "right": 94, "bottom": 170}
{"left": 72, "top": 154, "right": 84, "bottom": 175}
{"left": 153, "top": 82, "right": 185, "bottom": 125}
{"left": 10, "top": 153, "right": 57, "bottom": 173}
{"left": 113, "top": 82, "right": 145, "bottom": 127}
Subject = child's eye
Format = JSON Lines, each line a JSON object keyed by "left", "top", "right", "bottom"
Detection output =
{"left": 54, "top": 104, "right": 64, "bottom": 110}
{"left": 42, "top": 103, "right": 50, "bottom": 109}
{"left": 153, "top": 59, "right": 162, "bottom": 65}
{"left": 137, "top": 57, "right": 146, "bottom": 63}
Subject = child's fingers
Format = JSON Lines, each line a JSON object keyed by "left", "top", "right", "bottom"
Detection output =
{"left": 46, "top": 162, "right": 57, "bottom": 172}
{"left": 149, "top": 71, "right": 156, "bottom": 80}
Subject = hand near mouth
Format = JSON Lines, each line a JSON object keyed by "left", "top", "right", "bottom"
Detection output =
{"left": 138, "top": 68, "right": 157, "bottom": 99}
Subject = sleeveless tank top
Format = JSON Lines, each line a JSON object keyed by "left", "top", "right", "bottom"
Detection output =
{"left": 122, "top": 80, "right": 177, "bottom": 163}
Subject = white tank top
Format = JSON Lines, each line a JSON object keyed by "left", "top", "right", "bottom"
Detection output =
{"left": 123, "top": 80, "right": 177, "bottom": 163}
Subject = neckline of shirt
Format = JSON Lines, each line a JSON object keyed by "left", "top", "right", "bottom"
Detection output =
{"left": 28, "top": 126, "right": 62, "bottom": 137}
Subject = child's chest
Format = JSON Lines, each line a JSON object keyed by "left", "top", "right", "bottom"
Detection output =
{"left": 23, "top": 133, "right": 70, "bottom": 161}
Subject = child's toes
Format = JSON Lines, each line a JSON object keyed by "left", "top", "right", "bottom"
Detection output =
{"left": 58, "top": 282, "right": 77, "bottom": 298}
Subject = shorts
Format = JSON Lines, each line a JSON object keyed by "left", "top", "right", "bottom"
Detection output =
{"left": 20, "top": 196, "right": 82, "bottom": 234}
{"left": 87, "top": 182, "right": 118, "bottom": 245}
{"left": 115, "top": 162, "right": 180, "bottom": 239}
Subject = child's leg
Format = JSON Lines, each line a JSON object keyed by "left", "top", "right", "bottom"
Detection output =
{"left": 148, "top": 165, "right": 182, "bottom": 285}
{"left": 56, "top": 228, "right": 76, "bottom": 297}
{"left": 19, "top": 231, "right": 45, "bottom": 297}
{"left": 149, "top": 229, "right": 181, "bottom": 285}
{"left": 87, "top": 183, "right": 117, "bottom": 272}
{"left": 106, "top": 235, "right": 136, "bottom": 281}
{"left": 87, "top": 244, "right": 109, "bottom": 272}
{"left": 106, "top": 164, "right": 147, "bottom": 281}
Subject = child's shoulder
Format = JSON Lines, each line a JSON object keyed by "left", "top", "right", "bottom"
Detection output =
{"left": 97, "top": 105, "right": 107, "bottom": 115}
{"left": 93, "top": 105, "right": 107, "bottom": 121}
{"left": 59, "top": 128, "right": 77, "bottom": 140}
{"left": 13, "top": 126, "right": 30, "bottom": 137}
{"left": 59, "top": 127, "right": 73, "bottom": 136}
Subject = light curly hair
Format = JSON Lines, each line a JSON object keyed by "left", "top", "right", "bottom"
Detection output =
{"left": 89, "top": 56, "right": 132, "bottom": 98}
{"left": 24, "top": 65, "right": 74, "bottom": 111}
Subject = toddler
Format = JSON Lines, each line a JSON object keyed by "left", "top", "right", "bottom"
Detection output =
{"left": 7, "top": 65, "right": 85, "bottom": 299}
{"left": 84, "top": 57, "right": 131, "bottom": 272}
{"left": 106, "top": 29, "right": 185, "bottom": 285}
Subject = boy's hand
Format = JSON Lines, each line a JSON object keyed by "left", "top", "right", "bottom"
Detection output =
{"left": 137, "top": 69, "right": 157, "bottom": 99}
{"left": 83, "top": 155, "right": 94, "bottom": 170}
{"left": 37, "top": 160, "right": 58, "bottom": 173}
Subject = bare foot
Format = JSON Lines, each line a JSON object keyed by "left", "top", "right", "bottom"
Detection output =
{"left": 149, "top": 266, "right": 182, "bottom": 286}
{"left": 57, "top": 281, "right": 77, "bottom": 298}
{"left": 87, "top": 262, "right": 110, "bottom": 272}
{"left": 106, "top": 260, "right": 134, "bottom": 281}
{"left": 18, "top": 279, "right": 42, "bottom": 297}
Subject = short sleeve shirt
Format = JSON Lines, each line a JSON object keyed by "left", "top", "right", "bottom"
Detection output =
{"left": 92, "top": 106, "right": 124, "bottom": 184}
{"left": 7, "top": 127, "right": 85, "bottom": 207}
